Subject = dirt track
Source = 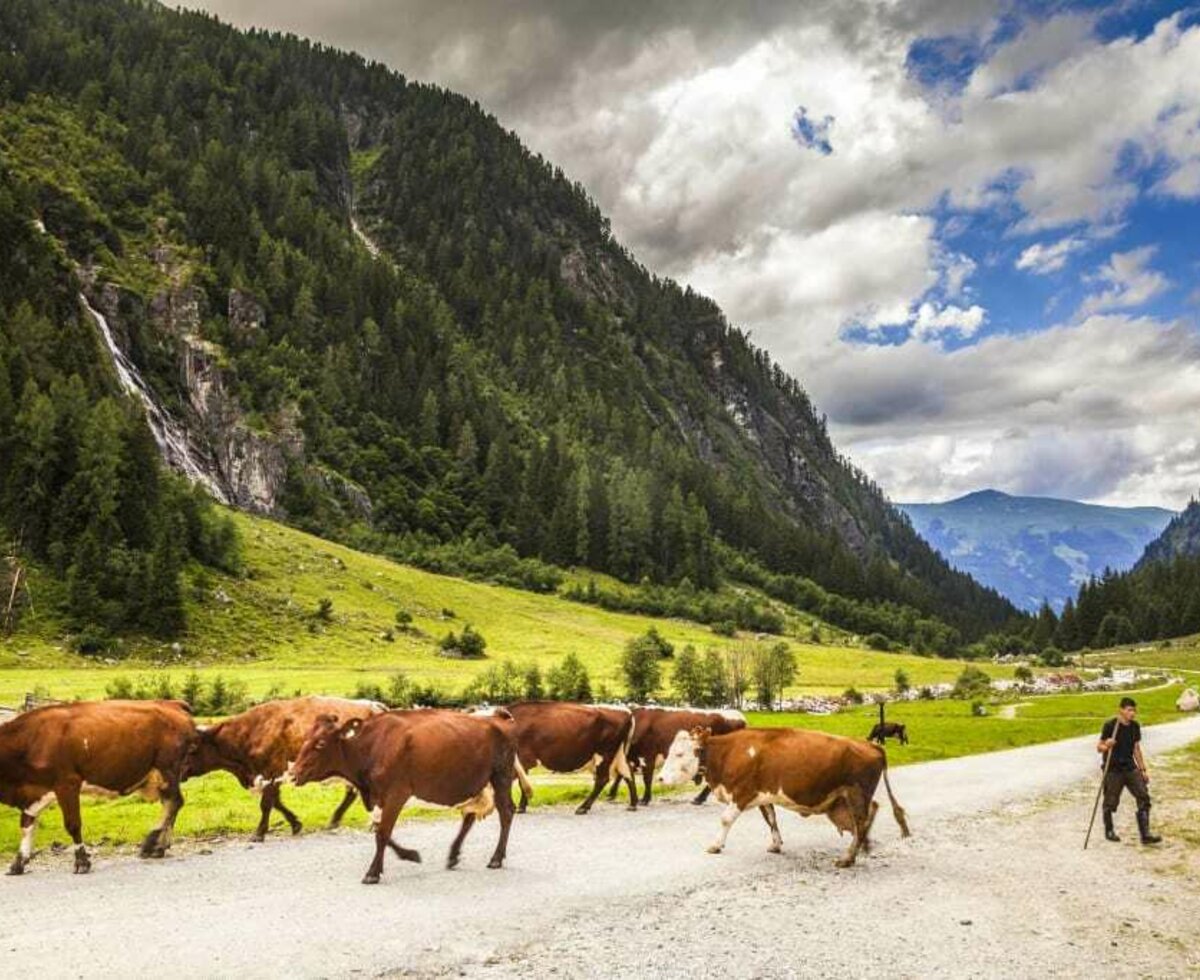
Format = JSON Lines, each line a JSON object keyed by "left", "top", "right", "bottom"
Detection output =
{"left": 3, "top": 717, "right": 1199, "bottom": 978}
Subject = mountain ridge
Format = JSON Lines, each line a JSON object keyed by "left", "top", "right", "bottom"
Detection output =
{"left": 899, "top": 489, "right": 1174, "bottom": 612}
{"left": 0, "top": 0, "right": 1018, "bottom": 647}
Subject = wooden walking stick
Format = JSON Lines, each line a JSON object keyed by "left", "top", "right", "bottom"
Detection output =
{"left": 1084, "top": 716, "right": 1119, "bottom": 850}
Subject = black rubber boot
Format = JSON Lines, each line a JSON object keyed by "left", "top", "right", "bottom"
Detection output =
{"left": 1103, "top": 808, "right": 1120, "bottom": 842}
{"left": 1136, "top": 809, "right": 1161, "bottom": 845}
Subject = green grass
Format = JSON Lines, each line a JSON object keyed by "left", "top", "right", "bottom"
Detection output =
{"left": 0, "top": 509, "right": 1035, "bottom": 705}
{"left": 1087, "top": 639, "right": 1200, "bottom": 675}
{"left": 748, "top": 682, "right": 1189, "bottom": 766}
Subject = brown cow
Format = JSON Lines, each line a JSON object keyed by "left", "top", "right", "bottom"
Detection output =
{"left": 0, "top": 699, "right": 197, "bottom": 875}
{"left": 660, "top": 726, "right": 911, "bottom": 867}
{"left": 291, "top": 708, "right": 519, "bottom": 883}
{"left": 501, "top": 701, "right": 636, "bottom": 813}
{"left": 608, "top": 707, "right": 746, "bottom": 806}
{"left": 187, "top": 696, "right": 385, "bottom": 840}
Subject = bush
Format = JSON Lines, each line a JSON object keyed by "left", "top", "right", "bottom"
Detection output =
{"left": 1039, "top": 645, "right": 1065, "bottom": 667}
{"left": 953, "top": 665, "right": 992, "bottom": 700}
{"left": 843, "top": 686, "right": 864, "bottom": 704}
{"left": 439, "top": 624, "right": 487, "bottom": 659}
{"left": 711, "top": 620, "right": 737, "bottom": 637}
{"left": 547, "top": 652, "right": 592, "bottom": 702}
{"left": 314, "top": 597, "right": 334, "bottom": 622}
{"left": 893, "top": 668, "right": 910, "bottom": 693}
{"left": 621, "top": 630, "right": 671, "bottom": 701}
{"left": 1014, "top": 665, "right": 1034, "bottom": 683}
{"left": 865, "top": 633, "right": 892, "bottom": 651}
{"left": 75, "top": 626, "right": 116, "bottom": 656}
{"left": 971, "top": 700, "right": 988, "bottom": 717}
{"left": 395, "top": 610, "right": 413, "bottom": 628}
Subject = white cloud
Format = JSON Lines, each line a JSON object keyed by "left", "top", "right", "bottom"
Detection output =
{"left": 819, "top": 314, "right": 1200, "bottom": 506}
{"left": 1015, "top": 236, "right": 1086, "bottom": 275}
{"left": 185, "top": 1, "right": 1200, "bottom": 506}
{"left": 1079, "top": 246, "right": 1170, "bottom": 317}
{"left": 910, "top": 302, "right": 986, "bottom": 340}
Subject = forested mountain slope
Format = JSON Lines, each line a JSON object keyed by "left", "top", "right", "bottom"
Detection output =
{"left": 0, "top": 0, "right": 1019, "bottom": 647}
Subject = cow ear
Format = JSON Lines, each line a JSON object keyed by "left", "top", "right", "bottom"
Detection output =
{"left": 341, "top": 718, "right": 364, "bottom": 740}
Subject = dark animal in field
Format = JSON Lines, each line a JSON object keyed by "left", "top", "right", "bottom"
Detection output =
{"left": 659, "top": 726, "right": 911, "bottom": 867}
{"left": 606, "top": 707, "right": 746, "bottom": 806}
{"left": 499, "top": 701, "right": 636, "bottom": 813}
{"left": 291, "top": 707, "right": 519, "bottom": 883}
{"left": 187, "top": 696, "right": 385, "bottom": 840}
{"left": 867, "top": 721, "right": 908, "bottom": 746}
{"left": 0, "top": 699, "right": 198, "bottom": 876}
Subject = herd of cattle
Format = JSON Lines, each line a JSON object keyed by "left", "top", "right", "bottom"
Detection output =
{"left": 0, "top": 696, "right": 910, "bottom": 883}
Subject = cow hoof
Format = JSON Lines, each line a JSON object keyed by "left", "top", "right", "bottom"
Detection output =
{"left": 289, "top": 822, "right": 303, "bottom": 836}
{"left": 446, "top": 857, "right": 460, "bottom": 871}
{"left": 74, "top": 857, "right": 92, "bottom": 875}
{"left": 835, "top": 858, "right": 854, "bottom": 869}
{"left": 249, "top": 833, "right": 266, "bottom": 843}
{"left": 516, "top": 807, "right": 528, "bottom": 815}
{"left": 574, "top": 805, "right": 592, "bottom": 816}
{"left": 6, "top": 861, "right": 25, "bottom": 876}
{"left": 768, "top": 845, "right": 782, "bottom": 854}
{"left": 487, "top": 858, "right": 504, "bottom": 870}
{"left": 362, "top": 873, "right": 381, "bottom": 885}
{"left": 706, "top": 845, "right": 723, "bottom": 855}
{"left": 148, "top": 847, "right": 167, "bottom": 860}
{"left": 626, "top": 805, "right": 638, "bottom": 812}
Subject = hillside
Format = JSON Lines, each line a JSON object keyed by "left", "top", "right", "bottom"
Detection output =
{"left": 0, "top": 508, "right": 1021, "bottom": 705}
{"left": 1137, "top": 499, "right": 1200, "bottom": 567}
{"left": 0, "top": 0, "right": 1018, "bottom": 652}
{"left": 899, "top": 490, "right": 1173, "bottom": 612}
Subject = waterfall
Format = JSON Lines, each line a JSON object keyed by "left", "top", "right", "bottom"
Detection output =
{"left": 351, "top": 216, "right": 382, "bottom": 259}
{"left": 80, "top": 293, "right": 230, "bottom": 504}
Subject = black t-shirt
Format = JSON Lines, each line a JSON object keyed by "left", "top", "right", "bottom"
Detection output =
{"left": 1100, "top": 718, "right": 1141, "bottom": 771}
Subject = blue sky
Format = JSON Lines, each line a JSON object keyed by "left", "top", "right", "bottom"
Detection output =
{"left": 195, "top": 0, "right": 1200, "bottom": 507}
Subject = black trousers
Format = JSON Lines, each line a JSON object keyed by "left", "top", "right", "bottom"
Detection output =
{"left": 1103, "top": 767, "right": 1151, "bottom": 813}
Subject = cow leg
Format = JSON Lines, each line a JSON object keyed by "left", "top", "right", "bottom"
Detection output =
{"left": 760, "top": 805, "right": 784, "bottom": 853}
{"left": 55, "top": 783, "right": 91, "bottom": 874}
{"left": 446, "top": 814, "right": 476, "bottom": 870}
{"left": 830, "top": 788, "right": 869, "bottom": 868}
{"left": 251, "top": 783, "right": 276, "bottom": 842}
{"left": 364, "top": 796, "right": 412, "bottom": 885}
{"left": 516, "top": 761, "right": 533, "bottom": 814}
{"left": 487, "top": 771, "right": 515, "bottom": 870}
{"left": 575, "top": 756, "right": 614, "bottom": 815}
{"left": 707, "top": 803, "right": 744, "bottom": 854}
{"left": 7, "top": 795, "right": 52, "bottom": 876}
{"left": 328, "top": 787, "right": 358, "bottom": 829}
{"left": 691, "top": 784, "right": 712, "bottom": 806}
{"left": 859, "top": 800, "right": 880, "bottom": 854}
{"left": 273, "top": 788, "right": 303, "bottom": 836}
{"left": 142, "top": 782, "right": 183, "bottom": 858}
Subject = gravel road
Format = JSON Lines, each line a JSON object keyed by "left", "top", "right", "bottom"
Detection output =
{"left": 3, "top": 717, "right": 1198, "bottom": 979}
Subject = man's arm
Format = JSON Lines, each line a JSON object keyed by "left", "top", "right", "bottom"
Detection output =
{"left": 1097, "top": 720, "right": 1115, "bottom": 754}
{"left": 1134, "top": 742, "right": 1150, "bottom": 782}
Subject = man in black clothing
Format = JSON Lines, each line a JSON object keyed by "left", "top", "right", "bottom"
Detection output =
{"left": 1097, "top": 696, "right": 1162, "bottom": 845}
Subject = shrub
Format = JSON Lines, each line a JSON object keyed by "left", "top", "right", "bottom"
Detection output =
{"left": 843, "top": 686, "right": 864, "bottom": 704}
{"left": 1039, "top": 645, "right": 1065, "bottom": 667}
{"left": 395, "top": 610, "right": 413, "bottom": 628}
{"left": 314, "top": 597, "right": 334, "bottom": 622}
{"left": 953, "top": 665, "right": 992, "bottom": 700}
{"left": 1014, "top": 665, "right": 1034, "bottom": 683}
{"left": 711, "top": 620, "right": 737, "bottom": 637}
{"left": 971, "top": 700, "right": 988, "bottom": 717}
{"left": 547, "top": 652, "right": 592, "bottom": 702}
{"left": 439, "top": 624, "right": 487, "bottom": 659}
{"left": 621, "top": 630, "right": 669, "bottom": 701}
{"left": 893, "top": 668, "right": 910, "bottom": 693}
{"left": 865, "top": 633, "right": 891, "bottom": 651}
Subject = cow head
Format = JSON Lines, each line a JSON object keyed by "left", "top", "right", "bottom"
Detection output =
{"left": 659, "top": 727, "right": 709, "bottom": 785}
{"left": 291, "top": 715, "right": 362, "bottom": 786}
{"left": 187, "top": 724, "right": 242, "bottom": 781}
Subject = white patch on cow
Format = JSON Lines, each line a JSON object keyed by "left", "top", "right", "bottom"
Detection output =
{"left": 658, "top": 730, "right": 700, "bottom": 786}
{"left": 22, "top": 793, "right": 54, "bottom": 820}
{"left": 592, "top": 703, "right": 632, "bottom": 715}
{"left": 747, "top": 746, "right": 757, "bottom": 758}
{"left": 83, "top": 738, "right": 90, "bottom": 752}
{"left": 80, "top": 783, "right": 121, "bottom": 800}
{"left": 370, "top": 805, "right": 383, "bottom": 825}
{"left": 713, "top": 709, "right": 747, "bottom": 723}
{"left": 456, "top": 784, "right": 496, "bottom": 820}
{"left": 129, "top": 768, "right": 167, "bottom": 802}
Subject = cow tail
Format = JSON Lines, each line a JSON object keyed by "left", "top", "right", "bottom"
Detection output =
{"left": 881, "top": 761, "right": 911, "bottom": 838}
{"left": 513, "top": 757, "right": 533, "bottom": 800}
{"left": 610, "top": 713, "right": 635, "bottom": 782}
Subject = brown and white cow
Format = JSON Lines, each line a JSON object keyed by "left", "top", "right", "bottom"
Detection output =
{"left": 501, "top": 701, "right": 637, "bottom": 813}
{"left": 187, "top": 696, "right": 385, "bottom": 841}
{"left": 608, "top": 707, "right": 746, "bottom": 806}
{"left": 0, "top": 699, "right": 198, "bottom": 875}
{"left": 660, "top": 726, "right": 910, "bottom": 867}
{"left": 291, "top": 708, "right": 519, "bottom": 883}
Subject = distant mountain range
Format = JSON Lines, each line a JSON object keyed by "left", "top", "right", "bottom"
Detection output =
{"left": 1138, "top": 500, "right": 1200, "bottom": 567}
{"left": 898, "top": 490, "right": 1175, "bottom": 612}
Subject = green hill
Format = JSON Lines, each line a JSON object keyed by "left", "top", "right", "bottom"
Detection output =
{"left": 0, "top": 508, "right": 1029, "bottom": 706}
{"left": 0, "top": 0, "right": 1019, "bottom": 660}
